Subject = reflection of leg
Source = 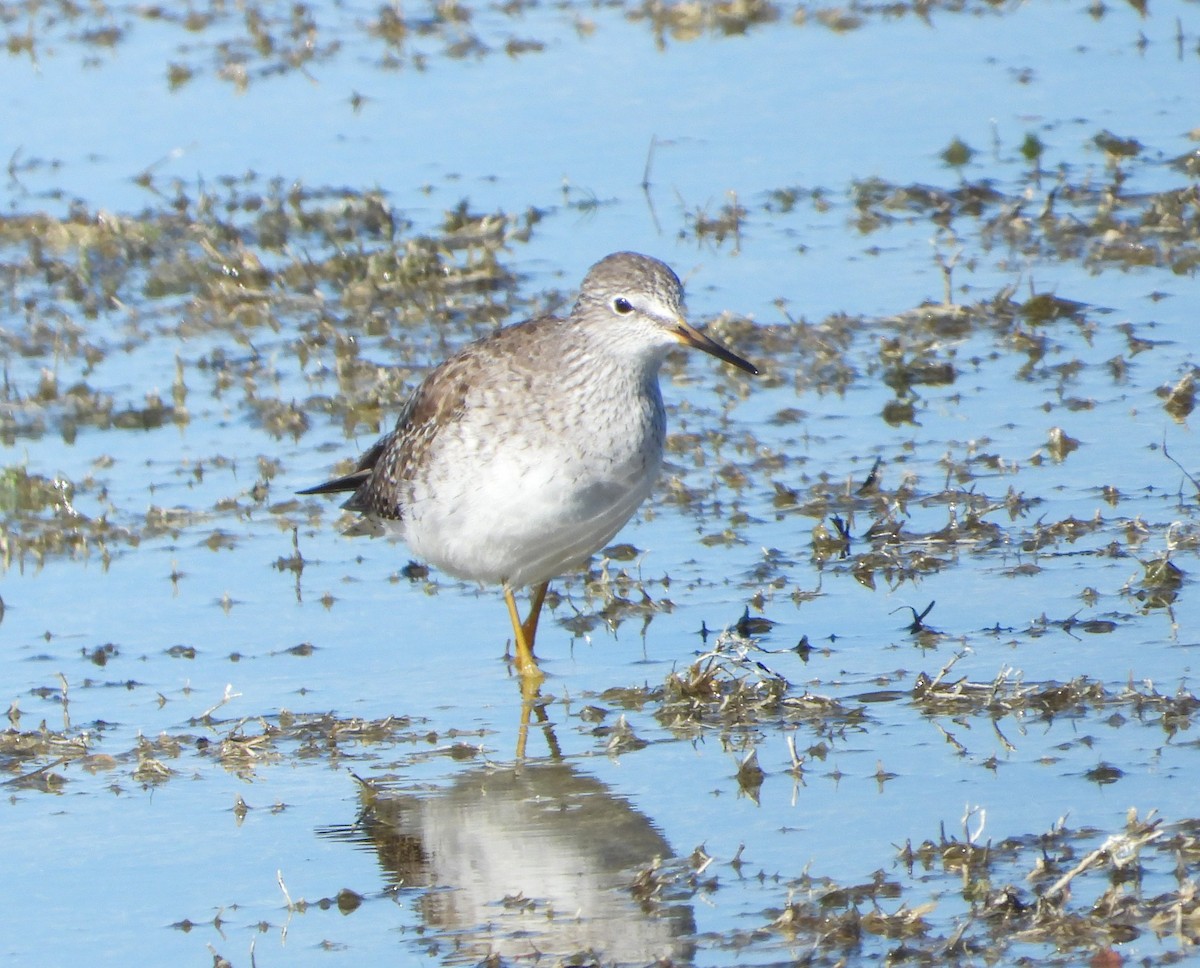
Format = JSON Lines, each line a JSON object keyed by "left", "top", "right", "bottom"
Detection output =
{"left": 504, "top": 587, "right": 544, "bottom": 683}
{"left": 533, "top": 699, "right": 563, "bottom": 760}
{"left": 521, "top": 581, "right": 550, "bottom": 648}
{"left": 516, "top": 689, "right": 533, "bottom": 761}
{"left": 515, "top": 675, "right": 562, "bottom": 761}
{"left": 515, "top": 673, "right": 543, "bottom": 760}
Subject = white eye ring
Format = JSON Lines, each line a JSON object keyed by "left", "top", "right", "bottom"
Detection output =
{"left": 612, "top": 297, "right": 634, "bottom": 315}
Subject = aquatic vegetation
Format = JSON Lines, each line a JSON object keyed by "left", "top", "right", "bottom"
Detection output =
{"left": 2, "top": 0, "right": 1199, "bottom": 963}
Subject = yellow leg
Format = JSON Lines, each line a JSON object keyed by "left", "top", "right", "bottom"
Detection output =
{"left": 521, "top": 581, "right": 550, "bottom": 646}
{"left": 504, "top": 586, "right": 545, "bottom": 684}
{"left": 506, "top": 584, "right": 551, "bottom": 759}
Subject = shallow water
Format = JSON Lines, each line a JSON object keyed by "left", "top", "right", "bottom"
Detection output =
{"left": 3, "top": 0, "right": 1200, "bottom": 965}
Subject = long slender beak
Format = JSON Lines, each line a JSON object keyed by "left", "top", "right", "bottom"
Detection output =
{"left": 674, "top": 319, "right": 759, "bottom": 375}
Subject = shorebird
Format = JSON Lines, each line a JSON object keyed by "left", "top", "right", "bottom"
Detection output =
{"left": 300, "top": 251, "right": 757, "bottom": 682}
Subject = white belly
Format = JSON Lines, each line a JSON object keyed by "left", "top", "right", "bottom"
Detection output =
{"left": 400, "top": 379, "right": 665, "bottom": 589}
{"left": 407, "top": 461, "right": 657, "bottom": 588}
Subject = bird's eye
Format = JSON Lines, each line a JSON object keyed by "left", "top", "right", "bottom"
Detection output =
{"left": 612, "top": 297, "right": 634, "bottom": 315}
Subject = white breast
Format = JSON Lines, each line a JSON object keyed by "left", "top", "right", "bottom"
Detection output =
{"left": 401, "top": 360, "right": 666, "bottom": 589}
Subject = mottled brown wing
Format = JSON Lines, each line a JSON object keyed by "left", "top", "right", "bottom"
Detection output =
{"left": 299, "top": 315, "right": 563, "bottom": 519}
{"left": 296, "top": 433, "right": 393, "bottom": 498}
{"left": 299, "top": 350, "right": 481, "bottom": 519}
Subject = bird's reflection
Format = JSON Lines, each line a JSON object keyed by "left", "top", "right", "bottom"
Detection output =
{"left": 516, "top": 679, "right": 560, "bottom": 760}
{"left": 320, "top": 762, "right": 695, "bottom": 965}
